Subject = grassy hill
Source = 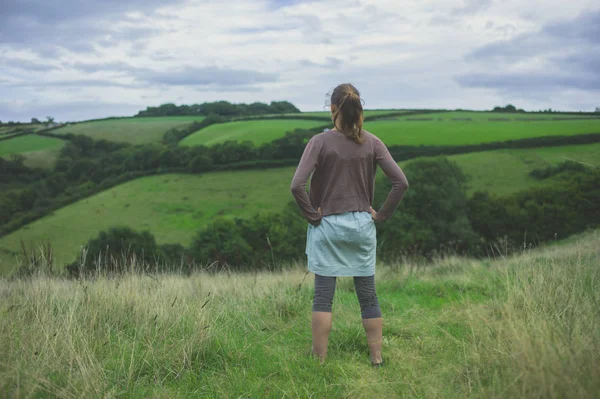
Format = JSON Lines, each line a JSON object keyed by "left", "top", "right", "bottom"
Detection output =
{"left": 2, "top": 142, "right": 598, "bottom": 273}
{"left": 0, "top": 134, "right": 66, "bottom": 169}
{"left": 1, "top": 230, "right": 598, "bottom": 397}
{"left": 53, "top": 117, "right": 205, "bottom": 145}
{"left": 180, "top": 119, "right": 328, "bottom": 147}
{"left": 367, "top": 113, "right": 600, "bottom": 146}
{"left": 177, "top": 111, "right": 600, "bottom": 148}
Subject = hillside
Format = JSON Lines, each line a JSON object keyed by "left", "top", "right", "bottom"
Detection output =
{"left": 1, "top": 230, "right": 598, "bottom": 397}
{"left": 52, "top": 116, "right": 205, "bottom": 145}
{"left": 180, "top": 119, "right": 328, "bottom": 147}
{"left": 2, "top": 142, "right": 598, "bottom": 272}
{"left": 0, "top": 134, "right": 66, "bottom": 169}
{"left": 175, "top": 111, "right": 600, "bottom": 148}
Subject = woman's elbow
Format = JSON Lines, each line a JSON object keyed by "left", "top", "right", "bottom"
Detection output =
{"left": 290, "top": 182, "right": 302, "bottom": 195}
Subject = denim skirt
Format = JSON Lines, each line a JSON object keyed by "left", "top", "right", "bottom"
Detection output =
{"left": 306, "top": 211, "right": 376, "bottom": 277}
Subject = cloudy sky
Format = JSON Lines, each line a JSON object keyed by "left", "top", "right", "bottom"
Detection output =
{"left": 1, "top": 0, "right": 598, "bottom": 122}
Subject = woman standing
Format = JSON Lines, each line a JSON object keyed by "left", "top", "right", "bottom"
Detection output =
{"left": 290, "top": 83, "right": 409, "bottom": 366}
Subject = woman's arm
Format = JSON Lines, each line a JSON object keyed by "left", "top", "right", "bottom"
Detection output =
{"left": 374, "top": 138, "right": 409, "bottom": 221}
{"left": 290, "top": 137, "right": 323, "bottom": 225}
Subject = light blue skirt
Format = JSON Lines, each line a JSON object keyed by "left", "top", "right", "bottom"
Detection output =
{"left": 306, "top": 211, "right": 376, "bottom": 277}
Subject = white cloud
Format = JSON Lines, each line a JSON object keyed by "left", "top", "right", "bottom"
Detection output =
{"left": 0, "top": 0, "right": 598, "bottom": 121}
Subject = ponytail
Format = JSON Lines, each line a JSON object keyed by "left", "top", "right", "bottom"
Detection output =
{"left": 330, "top": 83, "right": 365, "bottom": 144}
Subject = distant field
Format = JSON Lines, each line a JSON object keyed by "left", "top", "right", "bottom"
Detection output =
{"left": 394, "top": 111, "right": 598, "bottom": 121}
{"left": 181, "top": 112, "right": 600, "bottom": 147}
{"left": 180, "top": 119, "right": 327, "bottom": 147}
{"left": 0, "top": 135, "right": 66, "bottom": 169}
{"left": 53, "top": 117, "right": 205, "bottom": 145}
{"left": 442, "top": 142, "right": 600, "bottom": 196}
{"left": 366, "top": 116, "right": 600, "bottom": 146}
{"left": 2, "top": 142, "right": 599, "bottom": 272}
{"left": 0, "top": 169, "right": 297, "bottom": 270}
{"left": 298, "top": 110, "right": 407, "bottom": 118}
{"left": 0, "top": 135, "right": 65, "bottom": 157}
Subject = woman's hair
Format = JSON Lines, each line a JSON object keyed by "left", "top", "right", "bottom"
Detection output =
{"left": 330, "top": 83, "right": 364, "bottom": 144}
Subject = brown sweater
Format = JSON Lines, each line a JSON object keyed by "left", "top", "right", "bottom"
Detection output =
{"left": 290, "top": 129, "right": 409, "bottom": 225}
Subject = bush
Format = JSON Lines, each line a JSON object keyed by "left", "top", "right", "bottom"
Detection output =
{"left": 468, "top": 169, "right": 600, "bottom": 248}
{"left": 529, "top": 160, "right": 588, "bottom": 180}
{"left": 375, "top": 157, "right": 480, "bottom": 259}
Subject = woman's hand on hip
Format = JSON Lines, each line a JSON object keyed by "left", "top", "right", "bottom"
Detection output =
{"left": 369, "top": 207, "right": 378, "bottom": 221}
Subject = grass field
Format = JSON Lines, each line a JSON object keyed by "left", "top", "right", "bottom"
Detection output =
{"left": 1, "top": 230, "right": 598, "bottom": 397}
{"left": 394, "top": 111, "right": 599, "bottom": 121}
{"left": 181, "top": 111, "right": 600, "bottom": 148}
{"left": 0, "top": 134, "right": 66, "bottom": 169}
{"left": 2, "top": 142, "right": 598, "bottom": 273}
{"left": 0, "top": 134, "right": 65, "bottom": 157}
{"left": 53, "top": 117, "right": 205, "bottom": 145}
{"left": 180, "top": 119, "right": 328, "bottom": 147}
{"left": 297, "top": 110, "right": 407, "bottom": 118}
{"left": 0, "top": 169, "right": 297, "bottom": 270}
{"left": 366, "top": 116, "right": 600, "bottom": 146}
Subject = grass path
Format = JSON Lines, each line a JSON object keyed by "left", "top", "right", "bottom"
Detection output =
{"left": 1, "top": 230, "right": 598, "bottom": 397}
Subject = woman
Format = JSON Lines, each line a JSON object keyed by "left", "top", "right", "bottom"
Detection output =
{"left": 290, "top": 83, "right": 409, "bottom": 366}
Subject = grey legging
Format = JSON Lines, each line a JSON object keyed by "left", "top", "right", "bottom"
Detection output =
{"left": 313, "top": 274, "right": 382, "bottom": 319}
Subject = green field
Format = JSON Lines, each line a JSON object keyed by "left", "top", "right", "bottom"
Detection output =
{"left": 53, "top": 117, "right": 205, "bottom": 145}
{"left": 2, "top": 143, "right": 598, "bottom": 272}
{"left": 0, "top": 134, "right": 65, "bottom": 157}
{"left": 1, "top": 231, "right": 598, "bottom": 397}
{"left": 297, "top": 110, "right": 407, "bottom": 118}
{"left": 394, "top": 111, "right": 598, "bottom": 121}
{"left": 366, "top": 116, "right": 600, "bottom": 146}
{"left": 181, "top": 111, "right": 600, "bottom": 148}
{"left": 180, "top": 119, "right": 328, "bottom": 147}
{"left": 0, "top": 134, "right": 66, "bottom": 169}
{"left": 0, "top": 169, "right": 297, "bottom": 270}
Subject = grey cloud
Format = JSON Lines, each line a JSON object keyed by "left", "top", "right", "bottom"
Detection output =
{"left": 136, "top": 66, "right": 278, "bottom": 87}
{"left": 457, "top": 9, "right": 600, "bottom": 94}
{"left": 69, "top": 61, "right": 138, "bottom": 74}
{"left": 299, "top": 57, "right": 343, "bottom": 69}
{"left": 452, "top": 0, "right": 493, "bottom": 15}
{"left": 0, "top": 57, "right": 60, "bottom": 72}
{"left": 3, "top": 79, "right": 142, "bottom": 89}
{"left": 0, "top": 0, "right": 185, "bottom": 55}
{"left": 456, "top": 73, "right": 600, "bottom": 92}
{"left": 0, "top": 99, "right": 143, "bottom": 122}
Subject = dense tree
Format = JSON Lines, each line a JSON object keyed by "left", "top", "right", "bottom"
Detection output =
{"left": 374, "top": 157, "right": 479, "bottom": 259}
{"left": 136, "top": 100, "right": 300, "bottom": 118}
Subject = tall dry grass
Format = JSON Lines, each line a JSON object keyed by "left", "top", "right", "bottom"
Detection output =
{"left": 0, "top": 230, "right": 598, "bottom": 398}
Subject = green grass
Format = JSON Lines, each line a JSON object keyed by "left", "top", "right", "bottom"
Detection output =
{"left": 0, "top": 169, "right": 297, "bottom": 270}
{"left": 298, "top": 110, "right": 407, "bottom": 118}
{"left": 180, "top": 119, "right": 328, "bottom": 147}
{"left": 1, "top": 230, "right": 598, "bottom": 398}
{"left": 0, "top": 134, "right": 65, "bottom": 157}
{"left": 365, "top": 117, "right": 600, "bottom": 146}
{"left": 440, "top": 142, "right": 600, "bottom": 196}
{"left": 0, "top": 134, "right": 66, "bottom": 169}
{"left": 395, "top": 111, "right": 598, "bottom": 121}
{"left": 2, "top": 143, "right": 599, "bottom": 273}
{"left": 182, "top": 111, "right": 600, "bottom": 147}
{"left": 53, "top": 117, "right": 205, "bottom": 145}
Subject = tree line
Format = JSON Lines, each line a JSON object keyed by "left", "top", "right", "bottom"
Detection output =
{"left": 135, "top": 101, "right": 300, "bottom": 117}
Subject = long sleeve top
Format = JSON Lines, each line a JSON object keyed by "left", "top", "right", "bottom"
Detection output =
{"left": 290, "top": 129, "right": 409, "bottom": 225}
